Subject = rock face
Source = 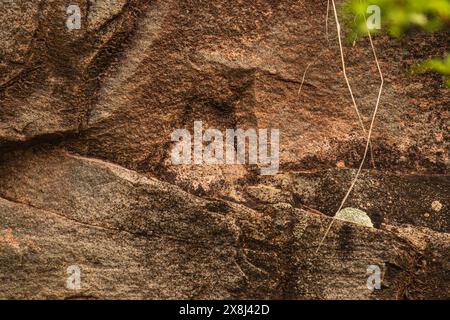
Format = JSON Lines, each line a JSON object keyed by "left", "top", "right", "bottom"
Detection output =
{"left": 0, "top": 149, "right": 448, "bottom": 299}
{"left": 0, "top": 0, "right": 449, "bottom": 299}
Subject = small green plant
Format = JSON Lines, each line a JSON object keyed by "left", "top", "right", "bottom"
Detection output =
{"left": 345, "top": 0, "right": 450, "bottom": 36}
{"left": 344, "top": 0, "right": 450, "bottom": 87}
{"left": 412, "top": 54, "right": 450, "bottom": 87}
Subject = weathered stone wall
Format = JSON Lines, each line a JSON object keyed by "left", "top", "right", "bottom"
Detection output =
{"left": 0, "top": 0, "right": 448, "bottom": 299}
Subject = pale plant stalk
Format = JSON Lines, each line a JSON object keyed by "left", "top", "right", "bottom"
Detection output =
{"left": 326, "top": 0, "right": 330, "bottom": 42}
{"left": 315, "top": 0, "right": 384, "bottom": 254}
{"left": 298, "top": 1, "right": 330, "bottom": 96}
{"left": 298, "top": 52, "right": 325, "bottom": 96}
{"left": 330, "top": 0, "right": 366, "bottom": 134}
{"left": 301, "top": 0, "right": 375, "bottom": 166}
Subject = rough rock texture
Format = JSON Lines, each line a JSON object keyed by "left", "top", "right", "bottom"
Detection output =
{"left": 257, "top": 170, "right": 449, "bottom": 233}
{"left": 0, "top": 149, "right": 448, "bottom": 299}
{"left": 0, "top": 0, "right": 449, "bottom": 299}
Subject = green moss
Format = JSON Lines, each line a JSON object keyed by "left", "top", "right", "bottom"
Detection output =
{"left": 344, "top": 0, "right": 450, "bottom": 87}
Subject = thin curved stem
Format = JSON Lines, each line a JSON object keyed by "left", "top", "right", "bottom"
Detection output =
{"left": 315, "top": 1, "right": 384, "bottom": 254}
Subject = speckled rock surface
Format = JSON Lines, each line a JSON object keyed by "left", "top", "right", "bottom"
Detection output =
{"left": 0, "top": 0, "right": 448, "bottom": 299}
{"left": 0, "top": 149, "right": 448, "bottom": 299}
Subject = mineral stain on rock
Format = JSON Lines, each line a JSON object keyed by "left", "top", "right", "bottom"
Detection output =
{"left": 336, "top": 208, "right": 374, "bottom": 228}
